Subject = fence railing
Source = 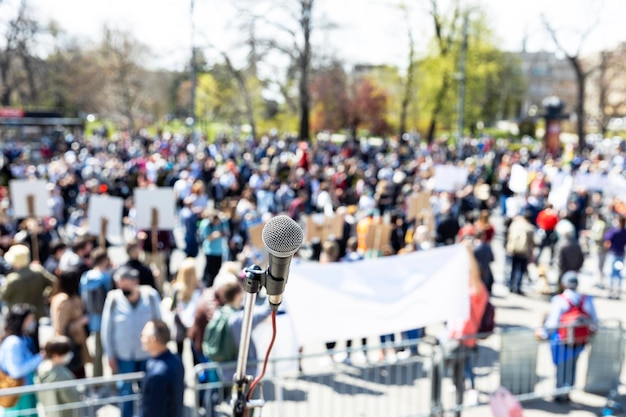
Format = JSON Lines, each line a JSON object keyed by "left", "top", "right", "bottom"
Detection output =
{"left": 0, "top": 321, "right": 623, "bottom": 417}
{"left": 0, "top": 372, "right": 144, "bottom": 417}
{"left": 190, "top": 320, "right": 625, "bottom": 417}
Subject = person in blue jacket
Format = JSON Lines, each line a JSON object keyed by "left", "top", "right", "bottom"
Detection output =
{"left": 0, "top": 304, "right": 45, "bottom": 417}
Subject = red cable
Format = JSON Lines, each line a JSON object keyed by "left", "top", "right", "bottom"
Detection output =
{"left": 244, "top": 310, "right": 277, "bottom": 416}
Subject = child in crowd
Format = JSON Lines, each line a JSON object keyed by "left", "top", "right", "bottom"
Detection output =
{"left": 36, "top": 336, "right": 81, "bottom": 417}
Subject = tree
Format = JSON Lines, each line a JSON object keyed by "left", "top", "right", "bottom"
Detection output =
{"left": 310, "top": 62, "right": 349, "bottom": 133}
{"left": 423, "top": 0, "right": 462, "bottom": 144}
{"left": 595, "top": 44, "right": 626, "bottom": 135}
{"left": 222, "top": 52, "right": 257, "bottom": 141}
{"left": 40, "top": 31, "right": 109, "bottom": 115}
{"left": 194, "top": 63, "right": 239, "bottom": 125}
{"left": 462, "top": 18, "right": 525, "bottom": 134}
{"left": 99, "top": 27, "right": 152, "bottom": 131}
{"left": 0, "top": 0, "right": 42, "bottom": 106}
{"left": 238, "top": 0, "right": 324, "bottom": 141}
{"left": 399, "top": 5, "right": 417, "bottom": 139}
{"left": 347, "top": 76, "right": 390, "bottom": 138}
{"left": 417, "top": 2, "right": 523, "bottom": 140}
{"left": 542, "top": 14, "right": 597, "bottom": 151}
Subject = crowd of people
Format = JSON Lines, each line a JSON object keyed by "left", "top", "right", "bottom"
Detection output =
{"left": 0, "top": 129, "right": 623, "bottom": 414}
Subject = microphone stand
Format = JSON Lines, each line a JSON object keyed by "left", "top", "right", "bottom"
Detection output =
{"left": 232, "top": 264, "right": 267, "bottom": 417}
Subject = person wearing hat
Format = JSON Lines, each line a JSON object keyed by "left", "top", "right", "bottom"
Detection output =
{"left": 100, "top": 266, "right": 161, "bottom": 417}
{"left": 553, "top": 218, "right": 584, "bottom": 285}
{"left": 1, "top": 244, "right": 56, "bottom": 321}
{"left": 535, "top": 271, "right": 599, "bottom": 403}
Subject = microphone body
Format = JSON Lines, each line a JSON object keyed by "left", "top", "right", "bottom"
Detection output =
{"left": 261, "top": 215, "right": 304, "bottom": 310}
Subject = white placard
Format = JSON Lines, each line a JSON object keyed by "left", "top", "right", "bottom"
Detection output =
{"left": 508, "top": 164, "right": 528, "bottom": 194}
{"left": 548, "top": 175, "right": 573, "bottom": 211}
{"left": 9, "top": 179, "right": 51, "bottom": 218}
{"left": 433, "top": 165, "right": 468, "bottom": 192}
{"left": 134, "top": 188, "right": 176, "bottom": 230}
{"left": 87, "top": 195, "right": 124, "bottom": 239}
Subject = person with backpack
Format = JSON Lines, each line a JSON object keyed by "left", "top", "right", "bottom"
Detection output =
{"left": 202, "top": 280, "right": 271, "bottom": 411}
{"left": 535, "top": 271, "right": 598, "bottom": 404}
{"left": 189, "top": 270, "right": 239, "bottom": 413}
{"left": 505, "top": 210, "right": 535, "bottom": 295}
{"left": 80, "top": 248, "right": 114, "bottom": 377}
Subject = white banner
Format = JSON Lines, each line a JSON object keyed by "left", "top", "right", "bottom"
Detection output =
{"left": 574, "top": 173, "right": 607, "bottom": 192}
{"left": 283, "top": 244, "right": 470, "bottom": 346}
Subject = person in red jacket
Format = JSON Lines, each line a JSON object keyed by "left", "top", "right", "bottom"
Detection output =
{"left": 535, "top": 204, "right": 559, "bottom": 264}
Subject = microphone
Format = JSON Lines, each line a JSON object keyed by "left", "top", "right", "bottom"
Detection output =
{"left": 262, "top": 215, "right": 304, "bottom": 310}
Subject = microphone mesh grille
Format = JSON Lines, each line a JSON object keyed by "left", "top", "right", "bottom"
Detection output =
{"left": 262, "top": 215, "right": 304, "bottom": 257}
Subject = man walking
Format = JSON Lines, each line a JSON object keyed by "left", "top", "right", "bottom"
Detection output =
{"left": 554, "top": 220, "right": 584, "bottom": 282}
{"left": 1, "top": 244, "right": 56, "bottom": 320}
{"left": 535, "top": 203, "right": 559, "bottom": 265}
{"left": 140, "top": 320, "right": 184, "bottom": 417}
{"left": 101, "top": 266, "right": 161, "bottom": 417}
{"left": 505, "top": 210, "right": 535, "bottom": 295}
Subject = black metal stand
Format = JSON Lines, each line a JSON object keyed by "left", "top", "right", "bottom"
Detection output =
{"left": 232, "top": 264, "right": 267, "bottom": 417}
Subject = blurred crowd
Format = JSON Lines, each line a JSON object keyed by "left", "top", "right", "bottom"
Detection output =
{"left": 0, "top": 130, "right": 625, "bottom": 414}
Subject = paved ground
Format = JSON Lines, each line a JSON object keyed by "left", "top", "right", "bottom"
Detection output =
{"left": 461, "top": 212, "right": 626, "bottom": 416}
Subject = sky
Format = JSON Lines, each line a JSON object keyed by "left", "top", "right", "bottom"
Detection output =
{"left": 22, "top": 0, "right": 626, "bottom": 71}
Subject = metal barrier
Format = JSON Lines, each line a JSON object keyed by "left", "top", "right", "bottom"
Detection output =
{"left": 0, "top": 372, "right": 144, "bottom": 417}
{"left": 1, "top": 321, "right": 623, "bottom": 417}
{"left": 438, "top": 320, "right": 625, "bottom": 415}
{"left": 191, "top": 338, "right": 440, "bottom": 417}
{"left": 191, "top": 321, "right": 625, "bottom": 417}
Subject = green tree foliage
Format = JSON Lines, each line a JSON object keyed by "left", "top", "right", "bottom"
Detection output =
{"left": 462, "top": 16, "right": 525, "bottom": 134}
{"left": 0, "top": 0, "right": 552, "bottom": 141}
{"left": 418, "top": 2, "right": 525, "bottom": 140}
